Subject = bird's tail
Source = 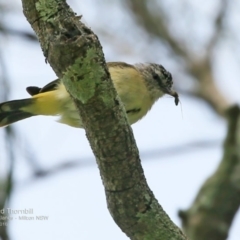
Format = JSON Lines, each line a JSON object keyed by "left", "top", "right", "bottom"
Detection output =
{"left": 0, "top": 99, "right": 36, "bottom": 127}
{"left": 0, "top": 91, "right": 61, "bottom": 127}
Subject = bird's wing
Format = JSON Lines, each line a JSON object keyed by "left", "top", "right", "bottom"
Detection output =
{"left": 26, "top": 79, "right": 60, "bottom": 96}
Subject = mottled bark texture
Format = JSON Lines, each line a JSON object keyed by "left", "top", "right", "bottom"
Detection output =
{"left": 179, "top": 105, "right": 240, "bottom": 240}
{"left": 21, "top": 0, "right": 187, "bottom": 239}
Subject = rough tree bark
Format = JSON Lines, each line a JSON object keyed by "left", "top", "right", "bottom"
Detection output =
{"left": 21, "top": 0, "right": 187, "bottom": 239}
{"left": 179, "top": 105, "right": 240, "bottom": 240}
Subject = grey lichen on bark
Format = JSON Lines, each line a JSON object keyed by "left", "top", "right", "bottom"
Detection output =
{"left": 21, "top": 0, "right": 188, "bottom": 239}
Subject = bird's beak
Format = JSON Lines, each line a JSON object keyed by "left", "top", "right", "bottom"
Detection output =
{"left": 166, "top": 89, "right": 179, "bottom": 106}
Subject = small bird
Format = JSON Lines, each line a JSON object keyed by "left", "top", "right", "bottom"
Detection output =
{"left": 0, "top": 62, "right": 178, "bottom": 128}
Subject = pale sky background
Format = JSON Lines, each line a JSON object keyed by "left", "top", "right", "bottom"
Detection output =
{"left": 0, "top": 0, "right": 240, "bottom": 239}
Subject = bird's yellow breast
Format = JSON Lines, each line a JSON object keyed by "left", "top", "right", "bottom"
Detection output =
{"left": 109, "top": 65, "right": 154, "bottom": 124}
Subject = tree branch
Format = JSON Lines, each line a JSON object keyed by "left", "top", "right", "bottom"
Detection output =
{"left": 127, "top": 0, "right": 190, "bottom": 60}
{"left": 179, "top": 105, "right": 240, "bottom": 240}
{"left": 21, "top": 0, "right": 187, "bottom": 239}
{"left": 206, "top": 0, "right": 228, "bottom": 52}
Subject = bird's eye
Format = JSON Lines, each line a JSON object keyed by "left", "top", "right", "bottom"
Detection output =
{"left": 152, "top": 73, "right": 160, "bottom": 81}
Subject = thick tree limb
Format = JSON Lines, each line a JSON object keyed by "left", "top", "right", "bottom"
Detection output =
{"left": 179, "top": 105, "right": 240, "bottom": 240}
{"left": 187, "top": 58, "right": 231, "bottom": 116}
{"left": 21, "top": 0, "right": 187, "bottom": 239}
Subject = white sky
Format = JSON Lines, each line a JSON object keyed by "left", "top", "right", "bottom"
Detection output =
{"left": 0, "top": 0, "right": 240, "bottom": 239}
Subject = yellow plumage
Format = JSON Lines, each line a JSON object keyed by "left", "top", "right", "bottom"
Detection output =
{"left": 0, "top": 62, "right": 176, "bottom": 128}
